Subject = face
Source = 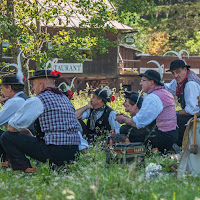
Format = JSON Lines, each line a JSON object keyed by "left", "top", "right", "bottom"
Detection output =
{"left": 1, "top": 85, "right": 12, "bottom": 98}
{"left": 91, "top": 94, "right": 103, "bottom": 109}
{"left": 32, "top": 79, "right": 42, "bottom": 95}
{"left": 171, "top": 67, "right": 188, "bottom": 83}
{"left": 123, "top": 99, "right": 138, "bottom": 116}
{"left": 139, "top": 77, "right": 153, "bottom": 93}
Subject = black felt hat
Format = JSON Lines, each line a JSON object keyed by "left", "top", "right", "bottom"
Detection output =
{"left": 139, "top": 69, "right": 164, "bottom": 86}
{"left": 166, "top": 59, "right": 191, "bottom": 72}
{"left": 124, "top": 91, "right": 143, "bottom": 109}
{"left": 29, "top": 70, "right": 61, "bottom": 80}
{"left": 93, "top": 88, "right": 110, "bottom": 103}
{"left": 0, "top": 74, "right": 24, "bottom": 85}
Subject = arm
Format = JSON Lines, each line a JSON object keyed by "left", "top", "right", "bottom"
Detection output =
{"left": 0, "top": 97, "right": 25, "bottom": 126}
{"left": 115, "top": 113, "right": 136, "bottom": 127}
{"left": 108, "top": 111, "right": 121, "bottom": 134}
{"left": 8, "top": 97, "right": 44, "bottom": 131}
{"left": 76, "top": 101, "right": 93, "bottom": 119}
{"left": 182, "top": 81, "right": 200, "bottom": 115}
{"left": 133, "top": 94, "right": 163, "bottom": 128}
{"left": 164, "top": 79, "right": 177, "bottom": 96}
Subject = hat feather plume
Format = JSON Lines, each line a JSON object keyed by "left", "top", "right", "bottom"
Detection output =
{"left": 45, "top": 58, "right": 59, "bottom": 78}
{"left": 1, "top": 50, "right": 24, "bottom": 83}
{"left": 58, "top": 82, "right": 71, "bottom": 92}
{"left": 163, "top": 50, "right": 190, "bottom": 65}
{"left": 147, "top": 60, "right": 164, "bottom": 79}
{"left": 58, "top": 77, "right": 76, "bottom": 92}
{"left": 98, "top": 86, "right": 112, "bottom": 99}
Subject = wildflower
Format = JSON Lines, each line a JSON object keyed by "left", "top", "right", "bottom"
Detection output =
{"left": 111, "top": 95, "right": 115, "bottom": 102}
{"left": 66, "top": 195, "right": 75, "bottom": 200}
{"left": 90, "top": 185, "right": 97, "bottom": 190}
{"left": 62, "top": 190, "right": 67, "bottom": 195}
{"left": 182, "top": 174, "right": 186, "bottom": 178}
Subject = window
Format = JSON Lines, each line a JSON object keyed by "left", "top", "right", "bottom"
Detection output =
{"left": 2, "top": 40, "right": 13, "bottom": 58}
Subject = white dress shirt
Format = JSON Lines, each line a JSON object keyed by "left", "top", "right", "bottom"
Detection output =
{"left": 8, "top": 97, "right": 44, "bottom": 131}
{"left": 0, "top": 91, "right": 26, "bottom": 127}
{"left": 165, "top": 80, "right": 200, "bottom": 115}
{"left": 133, "top": 93, "right": 164, "bottom": 129}
{"left": 9, "top": 96, "right": 88, "bottom": 149}
{"left": 82, "top": 108, "right": 121, "bottom": 133}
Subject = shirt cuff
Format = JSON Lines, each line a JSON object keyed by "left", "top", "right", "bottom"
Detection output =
{"left": 8, "top": 120, "right": 22, "bottom": 132}
{"left": 132, "top": 116, "right": 139, "bottom": 129}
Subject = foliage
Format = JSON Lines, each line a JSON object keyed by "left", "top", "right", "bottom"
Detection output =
{"left": 112, "top": 0, "right": 200, "bottom": 55}
{"left": 186, "top": 31, "right": 200, "bottom": 55}
{"left": 146, "top": 31, "right": 171, "bottom": 55}
{"left": 0, "top": 0, "right": 116, "bottom": 68}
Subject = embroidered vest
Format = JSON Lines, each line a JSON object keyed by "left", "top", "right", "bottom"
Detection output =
{"left": 37, "top": 90, "right": 80, "bottom": 145}
{"left": 177, "top": 70, "right": 200, "bottom": 109}
{"left": 86, "top": 105, "right": 113, "bottom": 136}
{"left": 152, "top": 89, "right": 177, "bottom": 132}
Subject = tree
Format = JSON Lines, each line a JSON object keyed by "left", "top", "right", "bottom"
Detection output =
{"left": 111, "top": 0, "right": 200, "bottom": 55}
{"left": 0, "top": 0, "right": 116, "bottom": 67}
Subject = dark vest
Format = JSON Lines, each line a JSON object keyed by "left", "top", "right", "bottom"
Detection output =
{"left": 18, "top": 92, "right": 29, "bottom": 100}
{"left": 177, "top": 70, "right": 200, "bottom": 109}
{"left": 86, "top": 105, "right": 113, "bottom": 136}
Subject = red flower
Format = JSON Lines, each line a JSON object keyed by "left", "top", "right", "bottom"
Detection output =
{"left": 67, "top": 90, "right": 74, "bottom": 99}
{"left": 50, "top": 70, "right": 61, "bottom": 76}
{"left": 23, "top": 77, "right": 26, "bottom": 82}
{"left": 111, "top": 95, "right": 115, "bottom": 102}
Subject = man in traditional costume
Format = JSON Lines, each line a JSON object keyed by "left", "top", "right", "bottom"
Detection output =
{"left": 0, "top": 69, "right": 81, "bottom": 172}
{"left": 116, "top": 70, "right": 178, "bottom": 152}
{"left": 76, "top": 87, "right": 120, "bottom": 143}
{"left": 165, "top": 60, "right": 200, "bottom": 146}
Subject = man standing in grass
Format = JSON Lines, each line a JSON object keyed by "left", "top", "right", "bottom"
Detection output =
{"left": 165, "top": 60, "right": 200, "bottom": 146}
{"left": 116, "top": 70, "right": 178, "bottom": 153}
{"left": 0, "top": 69, "right": 81, "bottom": 172}
{"left": 76, "top": 87, "right": 120, "bottom": 143}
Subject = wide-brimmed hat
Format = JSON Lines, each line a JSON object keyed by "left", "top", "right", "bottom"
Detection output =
{"left": 124, "top": 91, "right": 143, "bottom": 109}
{"left": 0, "top": 74, "right": 24, "bottom": 85}
{"left": 139, "top": 69, "right": 164, "bottom": 86}
{"left": 29, "top": 70, "right": 61, "bottom": 80}
{"left": 93, "top": 88, "right": 110, "bottom": 103}
{"left": 166, "top": 59, "right": 191, "bottom": 72}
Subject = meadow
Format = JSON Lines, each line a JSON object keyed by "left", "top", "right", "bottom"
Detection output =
{"left": 0, "top": 89, "right": 200, "bottom": 200}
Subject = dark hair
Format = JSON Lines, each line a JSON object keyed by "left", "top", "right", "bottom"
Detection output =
{"left": 3, "top": 84, "right": 25, "bottom": 92}
{"left": 128, "top": 98, "right": 135, "bottom": 106}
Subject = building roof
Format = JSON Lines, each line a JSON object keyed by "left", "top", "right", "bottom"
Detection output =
{"left": 37, "top": 0, "right": 134, "bottom": 31}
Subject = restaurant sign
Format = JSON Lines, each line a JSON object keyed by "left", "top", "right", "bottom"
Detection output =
{"left": 51, "top": 63, "right": 83, "bottom": 73}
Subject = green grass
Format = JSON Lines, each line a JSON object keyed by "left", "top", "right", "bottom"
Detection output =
{"left": 0, "top": 89, "right": 199, "bottom": 200}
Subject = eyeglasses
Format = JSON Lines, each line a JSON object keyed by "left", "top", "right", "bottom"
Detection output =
{"left": 140, "top": 79, "right": 148, "bottom": 82}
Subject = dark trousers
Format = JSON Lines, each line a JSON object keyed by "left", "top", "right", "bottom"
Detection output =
{"left": 120, "top": 124, "right": 178, "bottom": 153}
{"left": 177, "top": 114, "right": 193, "bottom": 146}
{"left": 0, "top": 131, "right": 79, "bottom": 171}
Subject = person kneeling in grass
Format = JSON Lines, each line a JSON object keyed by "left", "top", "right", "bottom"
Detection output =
{"left": 0, "top": 69, "right": 81, "bottom": 172}
{"left": 116, "top": 70, "right": 178, "bottom": 153}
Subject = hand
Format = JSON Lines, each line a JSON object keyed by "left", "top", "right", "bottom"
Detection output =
{"left": 8, "top": 125, "right": 18, "bottom": 132}
{"left": 0, "top": 96, "right": 9, "bottom": 104}
{"left": 87, "top": 101, "right": 93, "bottom": 109}
{"left": 110, "top": 129, "right": 116, "bottom": 135}
{"left": 20, "top": 128, "right": 34, "bottom": 137}
{"left": 116, "top": 114, "right": 126, "bottom": 124}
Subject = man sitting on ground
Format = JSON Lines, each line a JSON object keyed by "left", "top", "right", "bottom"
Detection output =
{"left": 0, "top": 70, "right": 81, "bottom": 172}
{"left": 118, "top": 91, "right": 156, "bottom": 145}
{"left": 116, "top": 70, "right": 178, "bottom": 153}
{"left": 76, "top": 87, "right": 120, "bottom": 143}
{"left": 165, "top": 60, "right": 200, "bottom": 147}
